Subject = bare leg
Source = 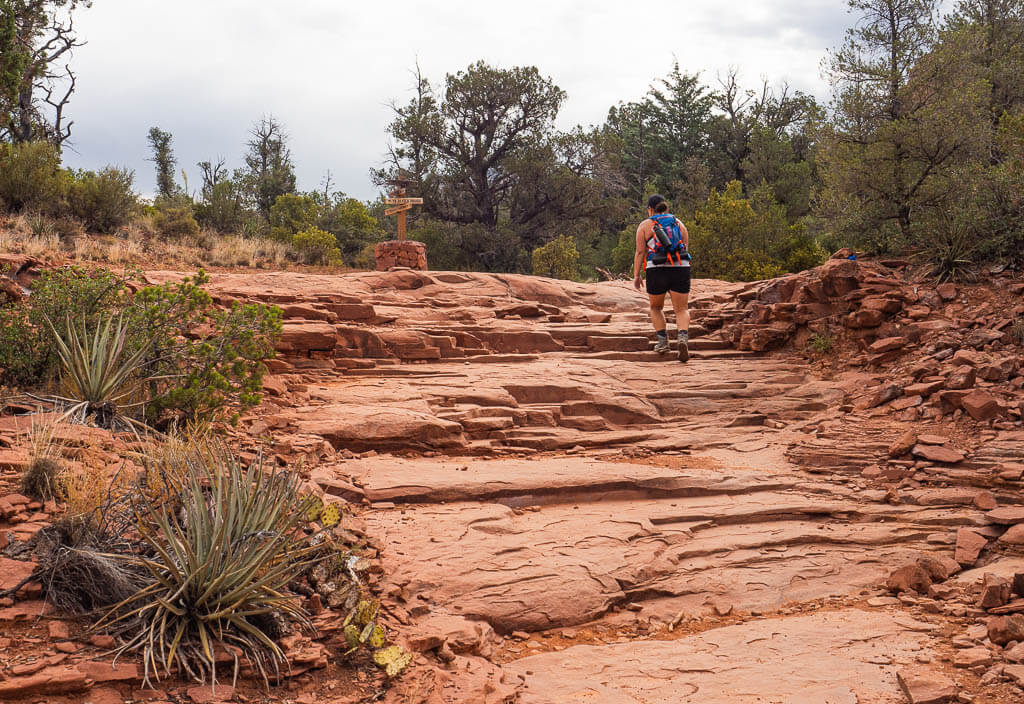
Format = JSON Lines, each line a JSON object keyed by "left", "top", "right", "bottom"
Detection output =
{"left": 648, "top": 293, "right": 667, "bottom": 333}
{"left": 669, "top": 291, "right": 690, "bottom": 335}
{"left": 648, "top": 293, "right": 669, "bottom": 353}
{"left": 669, "top": 291, "right": 690, "bottom": 362}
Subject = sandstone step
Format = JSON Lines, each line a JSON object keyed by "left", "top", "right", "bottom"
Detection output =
{"left": 580, "top": 350, "right": 759, "bottom": 362}
{"left": 338, "top": 456, "right": 789, "bottom": 505}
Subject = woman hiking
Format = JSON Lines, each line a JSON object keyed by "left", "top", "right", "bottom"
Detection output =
{"left": 632, "top": 194, "right": 692, "bottom": 362}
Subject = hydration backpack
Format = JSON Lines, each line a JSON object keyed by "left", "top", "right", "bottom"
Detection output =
{"left": 647, "top": 213, "right": 690, "bottom": 266}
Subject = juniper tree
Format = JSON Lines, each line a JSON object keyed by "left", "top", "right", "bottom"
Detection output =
{"left": 147, "top": 127, "right": 177, "bottom": 199}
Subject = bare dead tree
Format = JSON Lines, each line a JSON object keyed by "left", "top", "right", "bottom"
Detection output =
{"left": 2, "top": 1, "right": 90, "bottom": 145}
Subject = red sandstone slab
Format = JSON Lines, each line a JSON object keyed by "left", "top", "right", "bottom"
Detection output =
{"left": 508, "top": 612, "right": 936, "bottom": 704}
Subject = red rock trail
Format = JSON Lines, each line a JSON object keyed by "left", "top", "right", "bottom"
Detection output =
{"left": 3, "top": 260, "right": 1023, "bottom": 703}
{"left": 183, "top": 263, "right": 1022, "bottom": 703}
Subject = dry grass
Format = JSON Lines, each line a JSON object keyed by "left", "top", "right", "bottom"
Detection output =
{"left": 207, "top": 235, "right": 291, "bottom": 268}
{"left": 60, "top": 462, "right": 135, "bottom": 521}
{"left": 0, "top": 213, "right": 359, "bottom": 272}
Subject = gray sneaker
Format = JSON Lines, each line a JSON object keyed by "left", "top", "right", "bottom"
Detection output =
{"left": 653, "top": 338, "right": 670, "bottom": 354}
{"left": 677, "top": 337, "right": 689, "bottom": 362}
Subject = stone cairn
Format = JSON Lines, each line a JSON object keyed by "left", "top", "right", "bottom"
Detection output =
{"left": 375, "top": 240, "right": 428, "bottom": 271}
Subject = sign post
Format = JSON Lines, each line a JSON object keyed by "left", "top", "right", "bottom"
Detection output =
{"left": 385, "top": 179, "right": 423, "bottom": 241}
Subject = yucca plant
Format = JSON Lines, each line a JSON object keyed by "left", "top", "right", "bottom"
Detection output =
{"left": 98, "top": 453, "right": 321, "bottom": 687}
{"left": 45, "top": 313, "right": 151, "bottom": 429}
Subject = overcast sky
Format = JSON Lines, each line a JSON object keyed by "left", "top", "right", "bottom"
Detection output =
{"left": 61, "top": 0, "right": 858, "bottom": 201}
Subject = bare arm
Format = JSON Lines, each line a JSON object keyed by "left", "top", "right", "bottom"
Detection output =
{"left": 632, "top": 226, "right": 646, "bottom": 290}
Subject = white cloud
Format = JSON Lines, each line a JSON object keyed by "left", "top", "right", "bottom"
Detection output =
{"left": 61, "top": 0, "right": 852, "bottom": 201}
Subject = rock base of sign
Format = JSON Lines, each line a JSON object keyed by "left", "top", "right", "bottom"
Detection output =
{"left": 375, "top": 240, "right": 428, "bottom": 272}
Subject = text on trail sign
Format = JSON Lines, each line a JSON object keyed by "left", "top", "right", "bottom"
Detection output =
{"left": 384, "top": 197, "right": 424, "bottom": 206}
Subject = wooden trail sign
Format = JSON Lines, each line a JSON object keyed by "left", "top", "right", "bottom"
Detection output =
{"left": 385, "top": 180, "right": 422, "bottom": 241}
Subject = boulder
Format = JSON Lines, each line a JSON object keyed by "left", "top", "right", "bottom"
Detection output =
{"left": 955, "top": 528, "right": 988, "bottom": 566}
{"left": 904, "top": 380, "right": 944, "bottom": 397}
{"left": 988, "top": 614, "right": 1024, "bottom": 645}
{"left": 936, "top": 283, "right": 958, "bottom": 301}
{"left": 861, "top": 384, "right": 903, "bottom": 409}
{"left": 277, "top": 322, "right": 337, "bottom": 353}
{"left": 944, "top": 366, "right": 976, "bottom": 390}
{"left": 887, "top": 564, "right": 932, "bottom": 594}
{"left": 847, "top": 309, "right": 886, "bottom": 329}
{"left": 896, "top": 669, "right": 957, "bottom": 704}
{"left": 911, "top": 444, "right": 964, "bottom": 464}
{"left": 916, "top": 555, "right": 961, "bottom": 582}
{"left": 998, "top": 524, "right": 1024, "bottom": 545}
{"left": 888, "top": 430, "right": 918, "bottom": 458}
{"left": 979, "top": 574, "right": 1012, "bottom": 609}
{"left": 961, "top": 390, "right": 1002, "bottom": 422}
{"left": 405, "top": 614, "right": 501, "bottom": 658}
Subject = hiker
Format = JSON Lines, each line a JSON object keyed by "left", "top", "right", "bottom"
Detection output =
{"left": 632, "top": 194, "right": 691, "bottom": 362}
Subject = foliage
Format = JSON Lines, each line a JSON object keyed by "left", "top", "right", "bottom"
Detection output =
{"left": 0, "top": 140, "right": 66, "bottom": 213}
{"left": 807, "top": 330, "right": 835, "bottom": 356}
{"left": 66, "top": 167, "right": 139, "bottom": 233}
{"left": 194, "top": 176, "right": 247, "bottom": 233}
{"left": 46, "top": 313, "right": 151, "bottom": 429}
{"left": 292, "top": 226, "right": 342, "bottom": 266}
{"left": 532, "top": 235, "right": 580, "bottom": 280}
{"left": 98, "top": 453, "right": 322, "bottom": 687}
{"left": 0, "top": 266, "right": 126, "bottom": 387}
{"left": 1009, "top": 318, "right": 1024, "bottom": 346}
{"left": 128, "top": 270, "right": 282, "bottom": 425}
{"left": 689, "top": 181, "right": 825, "bottom": 281}
{"left": 0, "top": 0, "right": 90, "bottom": 145}
{"left": 818, "top": 0, "right": 989, "bottom": 252}
{"left": 379, "top": 61, "right": 624, "bottom": 270}
{"left": 313, "top": 193, "right": 383, "bottom": 264}
{"left": 269, "top": 193, "right": 317, "bottom": 241}
{"left": 606, "top": 62, "right": 715, "bottom": 204}
{"left": 146, "top": 127, "right": 177, "bottom": 198}
{"left": 243, "top": 116, "right": 296, "bottom": 217}
{"left": 0, "top": 267, "right": 281, "bottom": 425}
{"left": 152, "top": 203, "right": 200, "bottom": 239}
{"left": 410, "top": 218, "right": 528, "bottom": 272}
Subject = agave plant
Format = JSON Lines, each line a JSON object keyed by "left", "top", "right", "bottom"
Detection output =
{"left": 98, "top": 453, "right": 322, "bottom": 687}
{"left": 45, "top": 313, "right": 151, "bottom": 429}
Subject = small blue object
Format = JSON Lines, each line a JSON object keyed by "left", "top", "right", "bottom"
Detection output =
{"left": 847, "top": 254, "right": 857, "bottom": 261}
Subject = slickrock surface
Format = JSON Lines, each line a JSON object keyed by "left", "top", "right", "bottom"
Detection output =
{"left": 3, "top": 260, "right": 1024, "bottom": 702}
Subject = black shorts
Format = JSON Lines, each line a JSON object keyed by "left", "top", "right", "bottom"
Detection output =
{"left": 645, "top": 266, "right": 691, "bottom": 295}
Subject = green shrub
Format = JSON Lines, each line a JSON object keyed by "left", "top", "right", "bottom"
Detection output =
{"left": 269, "top": 193, "right": 317, "bottom": 241}
{"left": 292, "top": 227, "right": 341, "bottom": 266}
{"left": 152, "top": 204, "right": 200, "bottom": 239}
{"left": 316, "top": 196, "right": 383, "bottom": 263}
{"left": 0, "top": 267, "right": 281, "bottom": 426}
{"left": 66, "top": 167, "right": 138, "bottom": 233}
{"left": 0, "top": 141, "right": 66, "bottom": 213}
{"left": 0, "top": 266, "right": 128, "bottom": 387}
{"left": 532, "top": 235, "right": 580, "bottom": 280}
{"left": 194, "top": 179, "right": 246, "bottom": 233}
{"left": 807, "top": 330, "right": 835, "bottom": 356}
{"left": 128, "top": 271, "right": 282, "bottom": 425}
{"left": 689, "top": 181, "right": 825, "bottom": 282}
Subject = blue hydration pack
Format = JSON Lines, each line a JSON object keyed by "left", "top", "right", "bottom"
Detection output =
{"left": 647, "top": 213, "right": 690, "bottom": 266}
